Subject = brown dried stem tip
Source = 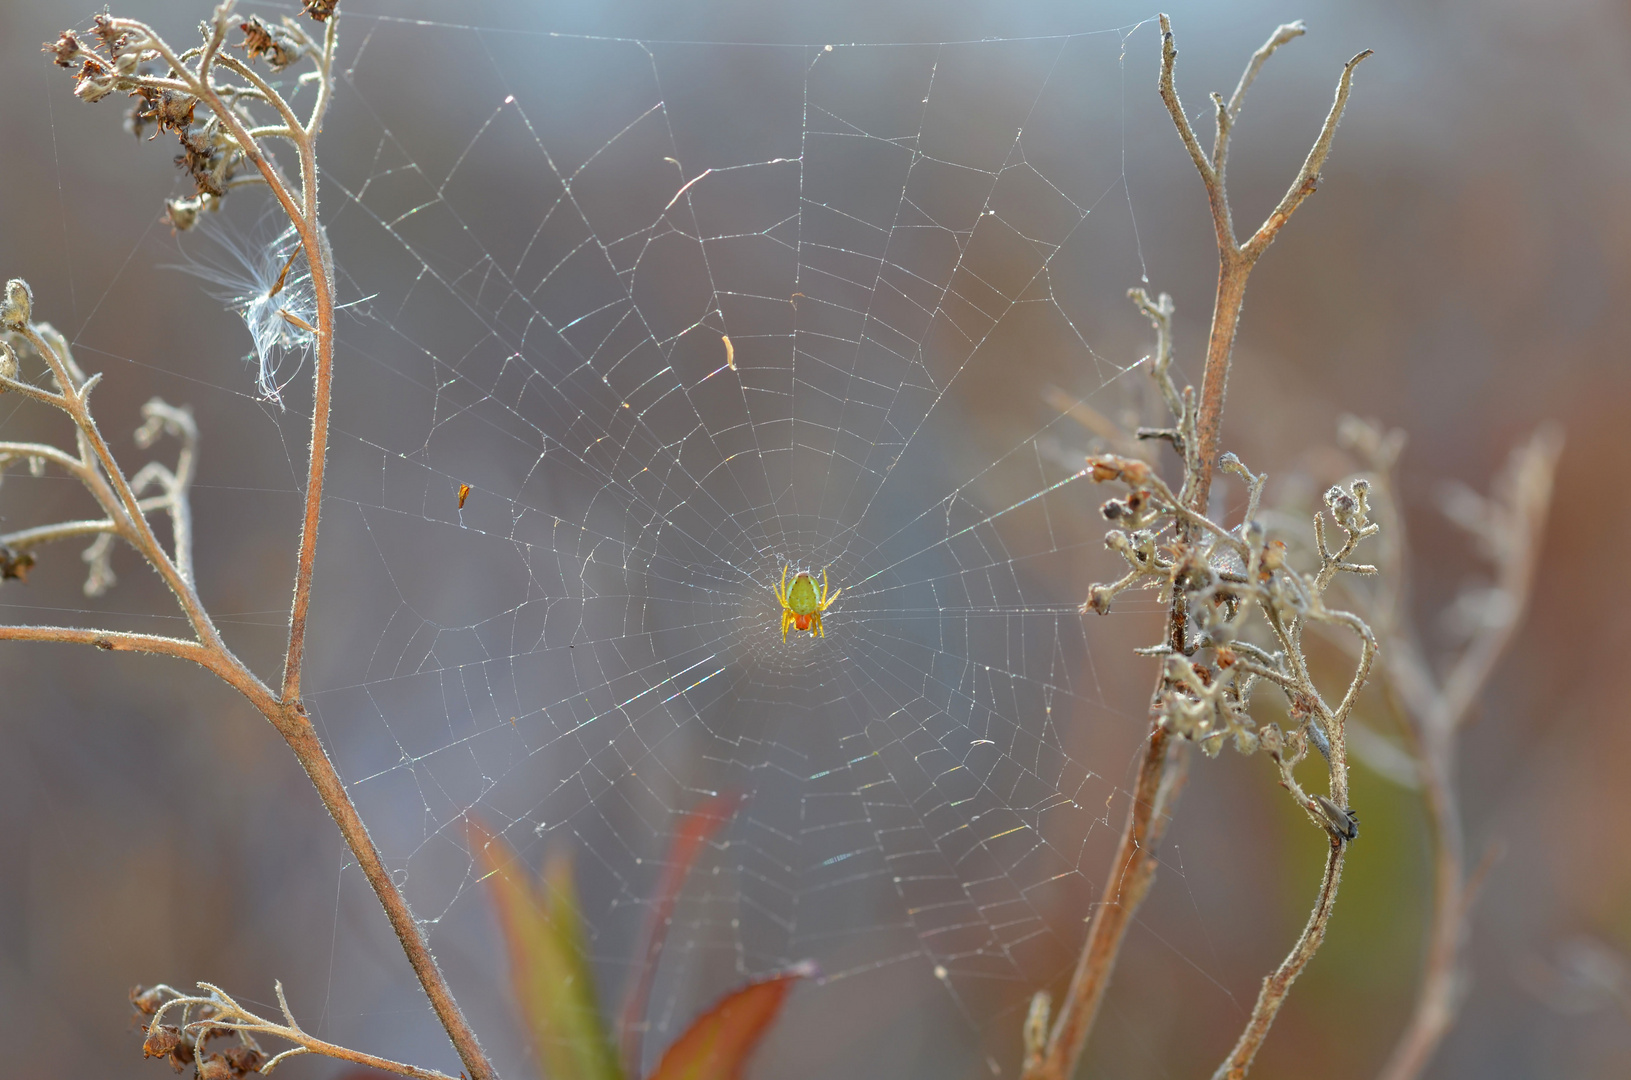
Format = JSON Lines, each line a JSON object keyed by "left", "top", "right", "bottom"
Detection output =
{"left": 1156, "top": 12, "right": 1371, "bottom": 511}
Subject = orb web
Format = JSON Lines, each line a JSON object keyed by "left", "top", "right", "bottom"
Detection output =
{"left": 286, "top": 12, "right": 1174, "bottom": 1073}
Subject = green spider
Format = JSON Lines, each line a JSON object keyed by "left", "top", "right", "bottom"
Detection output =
{"left": 774, "top": 565, "right": 841, "bottom": 642}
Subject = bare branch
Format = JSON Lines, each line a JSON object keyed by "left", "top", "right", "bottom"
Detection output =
{"left": 1031, "top": 21, "right": 1374, "bottom": 1077}
{"left": 1370, "top": 424, "right": 1562, "bottom": 1080}
{"left": 1212, "top": 841, "right": 1346, "bottom": 1079}
{"left": 1242, "top": 48, "right": 1374, "bottom": 262}
{"left": 1158, "top": 14, "right": 1230, "bottom": 252}
{"left": 31, "top": 12, "right": 500, "bottom": 1080}
{"left": 1215, "top": 22, "right": 1307, "bottom": 174}
{"left": 1024, "top": 730, "right": 1184, "bottom": 1080}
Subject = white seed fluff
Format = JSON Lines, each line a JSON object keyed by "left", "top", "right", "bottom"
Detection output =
{"left": 172, "top": 211, "right": 317, "bottom": 407}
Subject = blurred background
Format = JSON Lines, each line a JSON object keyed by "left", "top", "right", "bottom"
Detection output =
{"left": 2, "top": 1, "right": 1629, "bottom": 1078}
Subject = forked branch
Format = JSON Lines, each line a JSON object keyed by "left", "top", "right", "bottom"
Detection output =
{"left": 20, "top": 7, "right": 497, "bottom": 1080}
{"left": 1343, "top": 421, "right": 1563, "bottom": 1080}
{"left": 1157, "top": 11, "right": 1371, "bottom": 511}
{"left": 1022, "top": 16, "right": 1373, "bottom": 1080}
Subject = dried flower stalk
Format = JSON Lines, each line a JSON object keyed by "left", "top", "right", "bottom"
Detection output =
{"left": 134, "top": 983, "right": 461, "bottom": 1080}
{"left": 13, "top": 5, "right": 497, "bottom": 1079}
{"left": 1338, "top": 419, "right": 1562, "bottom": 1080}
{"left": 1022, "top": 15, "right": 1373, "bottom": 1080}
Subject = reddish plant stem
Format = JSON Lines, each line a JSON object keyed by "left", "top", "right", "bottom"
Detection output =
{"left": 1212, "top": 839, "right": 1346, "bottom": 1080}
{"left": 1023, "top": 17, "right": 1371, "bottom": 1080}
{"left": 1191, "top": 252, "right": 1250, "bottom": 514}
{"left": 1026, "top": 728, "right": 1182, "bottom": 1080}
{"left": 275, "top": 708, "right": 495, "bottom": 1080}
{"left": 42, "top": 15, "right": 502, "bottom": 1080}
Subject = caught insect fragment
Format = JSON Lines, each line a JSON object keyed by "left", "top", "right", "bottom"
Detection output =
{"left": 458, "top": 483, "right": 471, "bottom": 510}
{"left": 1313, "top": 794, "right": 1359, "bottom": 842}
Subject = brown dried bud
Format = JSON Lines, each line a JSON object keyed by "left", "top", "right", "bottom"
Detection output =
{"left": 131, "top": 89, "right": 197, "bottom": 141}
{"left": 1085, "top": 454, "right": 1150, "bottom": 485}
{"left": 1215, "top": 645, "right": 1237, "bottom": 668}
{"left": 1324, "top": 484, "right": 1357, "bottom": 518}
{"left": 238, "top": 17, "right": 300, "bottom": 71}
{"left": 1259, "top": 539, "right": 1286, "bottom": 576}
{"left": 130, "top": 985, "right": 167, "bottom": 1015}
{"left": 0, "top": 339, "right": 17, "bottom": 382}
{"left": 222, "top": 1044, "right": 267, "bottom": 1075}
{"left": 303, "top": 0, "right": 340, "bottom": 20}
{"left": 175, "top": 129, "right": 233, "bottom": 197}
{"left": 1086, "top": 455, "right": 1120, "bottom": 482}
{"left": 1080, "top": 584, "right": 1114, "bottom": 615}
{"left": 142, "top": 1024, "right": 183, "bottom": 1060}
{"left": 91, "top": 13, "right": 128, "bottom": 56}
{"left": 1100, "top": 497, "right": 1128, "bottom": 521}
{"left": 1, "top": 279, "right": 33, "bottom": 330}
{"left": 73, "top": 53, "right": 118, "bottom": 103}
{"left": 197, "top": 1053, "right": 235, "bottom": 1080}
{"left": 43, "top": 30, "right": 84, "bottom": 67}
{"left": 0, "top": 545, "right": 35, "bottom": 583}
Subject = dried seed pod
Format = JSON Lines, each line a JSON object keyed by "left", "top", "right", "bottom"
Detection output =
{"left": 1081, "top": 584, "right": 1114, "bottom": 615}
{"left": 130, "top": 985, "right": 168, "bottom": 1016}
{"left": 42, "top": 30, "right": 84, "bottom": 67}
{"left": 1, "top": 278, "right": 33, "bottom": 330}
{"left": 222, "top": 1044, "right": 267, "bottom": 1075}
{"left": 142, "top": 1023, "right": 184, "bottom": 1060}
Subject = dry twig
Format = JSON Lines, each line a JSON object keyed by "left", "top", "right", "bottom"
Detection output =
{"left": 1338, "top": 420, "right": 1563, "bottom": 1080}
{"left": 1022, "top": 16, "right": 1372, "bottom": 1080}
{"left": 136, "top": 982, "right": 462, "bottom": 1080}
{"left": 15, "top": 6, "right": 496, "bottom": 1079}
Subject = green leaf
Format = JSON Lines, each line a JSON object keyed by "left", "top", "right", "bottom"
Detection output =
{"left": 472, "top": 819, "right": 623, "bottom": 1080}
{"left": 646, "top": 963, "right": 814, "bottom": 1080}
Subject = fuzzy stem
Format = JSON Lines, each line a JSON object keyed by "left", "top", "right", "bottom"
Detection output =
{"left": 1027, "top": 729, "right": 1184, "bottom": 1080}
{"left": 30, "top": 12, "right": 501, "bottom": 1080}
{"left": 1025, "top": 18, "right": 1371, "bottom": 1080}
{"left": 1211, "top": 840, "right": 1346, "bottom": 1079}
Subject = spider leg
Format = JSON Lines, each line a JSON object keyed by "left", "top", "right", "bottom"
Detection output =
{"left": 821, "top": 587, "right": 842, "bottom": 612}
{"left": 781, "top": 608, "right": 793, "bottom": 642}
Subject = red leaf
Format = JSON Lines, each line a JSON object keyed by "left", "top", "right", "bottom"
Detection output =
{"left": 646, "top": 963, "right": 815, "bottom": 1080}
{"left": 619, "top": 793, "right": 743, "bottom": 1072}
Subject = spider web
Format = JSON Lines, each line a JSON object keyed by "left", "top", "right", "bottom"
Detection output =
{"left": 263, "top": 11, "right": 1178, "bottom": 1075}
